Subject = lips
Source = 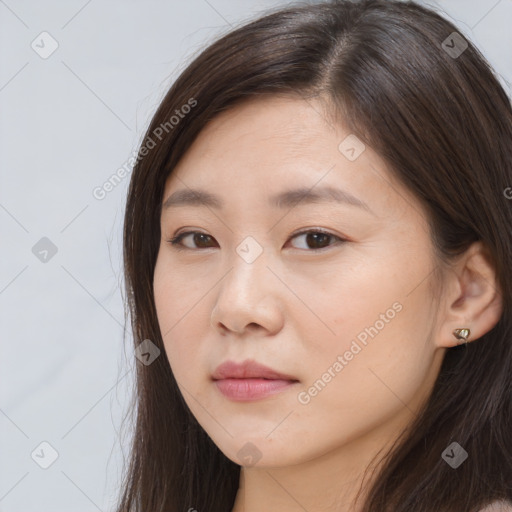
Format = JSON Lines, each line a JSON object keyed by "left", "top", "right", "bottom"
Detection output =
{"left": 211, "top": 359, "right": 299, "bottom": 382}
{"left": 211, "top": 359, "right": 299, "bottom": 401}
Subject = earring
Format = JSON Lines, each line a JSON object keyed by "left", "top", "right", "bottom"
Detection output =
{"left": 452, "top": 328, "right": 470, "bottom": 345}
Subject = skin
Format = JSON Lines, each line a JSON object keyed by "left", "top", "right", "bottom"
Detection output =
{"left": 153, "top": 95, "right": 502, "bottom": 512}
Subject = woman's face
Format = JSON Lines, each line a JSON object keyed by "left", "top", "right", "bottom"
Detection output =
{"left": 153, "top": 95, "right": 447, "bottom": 469}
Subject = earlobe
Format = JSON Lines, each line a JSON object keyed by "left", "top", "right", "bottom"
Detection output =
{"left": 438, "top": 241, "right": 503, "bottom": 348}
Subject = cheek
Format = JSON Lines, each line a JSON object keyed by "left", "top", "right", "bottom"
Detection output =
{"left": 153, "top": 253, "right": 205, "bottom": 337}
{"left": 290, "top": 261, "right": 437, "bottom": 421}
{"left": 154, "top": 259, "right": 189, "bottom": 369}
{"left": 153, "top": 256, "right": 215, "bottom": 388}
{"left": 290, "top": 310, "right": 437, "bottom": 457}
{"left": 284, "top": 258, "right": 401, "bottom": 359}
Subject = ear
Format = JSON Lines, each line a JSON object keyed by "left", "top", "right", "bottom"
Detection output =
{"left": 436, "top": 241, "right": 503, "bottom": 348}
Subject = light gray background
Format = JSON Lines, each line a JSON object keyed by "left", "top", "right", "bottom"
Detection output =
{"left": 1, "top": 1, "right": 510, "bottom": 510}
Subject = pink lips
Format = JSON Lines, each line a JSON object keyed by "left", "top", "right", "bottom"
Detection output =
{"left": 211, "top": 359, "right": 299, "bottom": 401}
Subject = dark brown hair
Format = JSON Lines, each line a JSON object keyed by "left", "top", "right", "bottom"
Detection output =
{"left": 117, "top": 1, "right": 512, "bottom": 510}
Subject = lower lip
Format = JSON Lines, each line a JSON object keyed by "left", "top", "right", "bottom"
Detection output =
{"left": 213, "top": 378, "right": 297, "bottom": 401}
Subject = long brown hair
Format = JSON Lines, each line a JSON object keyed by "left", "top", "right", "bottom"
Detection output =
{"left": 117, "top": 1, "right": 512, "bottom": 510}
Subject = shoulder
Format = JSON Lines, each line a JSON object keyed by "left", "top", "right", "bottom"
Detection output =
{"left": 478, "top": 501, "right": 512, "bottom": 512}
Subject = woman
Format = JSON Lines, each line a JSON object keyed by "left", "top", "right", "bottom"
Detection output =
{"left": 117, "top": 0, "right": 512, "bottom": 510}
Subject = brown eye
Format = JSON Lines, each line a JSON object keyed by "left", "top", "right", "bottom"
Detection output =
{"left": 289, "top": 230, "right": 345, "bottom": 250}
{"left": 167, "top": 231, "right": 217, "bottom": 250}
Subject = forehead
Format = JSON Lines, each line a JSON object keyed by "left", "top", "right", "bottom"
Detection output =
{"left": 179, "top": 95, "right": 341, "bottom": 163}
{"left": 162, "top": 95, "right": 424, "bottom": 223}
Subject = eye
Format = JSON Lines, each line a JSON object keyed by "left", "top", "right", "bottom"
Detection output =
{"left": 288, "top": 229, "right": 345, "bottom": 250}
{"left": 166, "top": 229, "right": 346, "bottom": 251}
{"left": 167, "top": 231, "right": 217, "bottom": 251}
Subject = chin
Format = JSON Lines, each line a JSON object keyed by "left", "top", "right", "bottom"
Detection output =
{"left": 212, "top": 435, "right": 302, "bottom": 468}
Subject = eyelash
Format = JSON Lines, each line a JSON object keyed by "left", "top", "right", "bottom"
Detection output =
{"left": 166, "top": 228, "right": 346, "bottom": 252}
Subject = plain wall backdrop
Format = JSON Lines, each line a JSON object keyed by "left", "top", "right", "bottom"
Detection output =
{"left": 1, "top": 0, "right": 510, "bottom": 510}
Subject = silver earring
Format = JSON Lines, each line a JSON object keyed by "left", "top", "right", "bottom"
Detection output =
{"left": 452, "top": 328, "right": 470, "bottom": 345}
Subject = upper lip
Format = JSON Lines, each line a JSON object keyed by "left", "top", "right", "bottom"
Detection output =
{"left": 212, "top": 359, "right": 298, "bottom": 381}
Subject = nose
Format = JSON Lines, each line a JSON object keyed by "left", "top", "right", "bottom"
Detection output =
{"left": 210, "top": 251, "right": 284, "bottom": 336}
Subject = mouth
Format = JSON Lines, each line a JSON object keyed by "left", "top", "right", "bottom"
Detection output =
{"left": 211, "top": 359, "right": 299, "bottom": 402}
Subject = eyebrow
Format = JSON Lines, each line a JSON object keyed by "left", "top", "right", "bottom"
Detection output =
{"left": 162, "top": 185, "right": 374, "bottom": 215}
